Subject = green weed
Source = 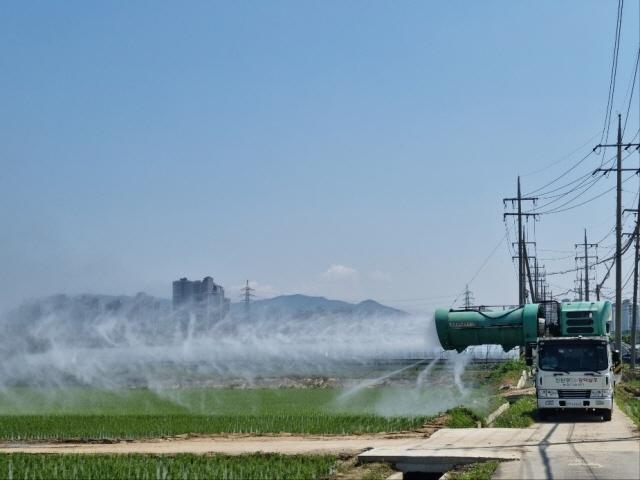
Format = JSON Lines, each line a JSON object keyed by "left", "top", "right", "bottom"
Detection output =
{"left": 446, "top": 460, "right": 500, "bottom": 480}
{"left": 445, "top": 407, "right": 481, "bottom": 428}
{"left": 492, "top": 396, "right": 536, "bottom": 428}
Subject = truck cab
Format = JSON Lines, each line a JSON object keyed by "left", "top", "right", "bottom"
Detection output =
{"left": 535, "top": 336, "right": 614, "bottom": 420}
{"left": 532, "top": 300, "right": 618, "bottom": 421}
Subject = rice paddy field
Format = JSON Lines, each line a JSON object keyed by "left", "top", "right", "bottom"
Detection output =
{"left": 0, "top": 361, "right": 509, "bottom": 479}
{"left": 0, "top": 362, "right": 497, "bottom": 441}
{"left": 0, "top": 453, "right": 339, "bottom": 480}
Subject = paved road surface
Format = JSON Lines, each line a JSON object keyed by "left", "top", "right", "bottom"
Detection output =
{"left": 493, "top": 405, "right": 640, "bottom": 480}
{"left": 360, "top": 405, "right": 639, "bottom": 479}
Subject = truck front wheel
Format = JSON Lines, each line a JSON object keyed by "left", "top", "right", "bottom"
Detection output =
{"left": 602, "top": 409, "right": 612, "bottom": 421}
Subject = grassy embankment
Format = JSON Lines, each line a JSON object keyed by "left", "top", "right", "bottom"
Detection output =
{"left": 444, "top": 359, "right": 529, "bottom": 428}
{"left": 0, "top": 387, "right": 434, "bottom": 440}
{"left": 484, "top": 358, "right": 538, "bottom": 428}
{"left": 615, "top": 368, "right": 640, "bottom": 427}
{"left": 0, "top": 453, "right": 338, "bottom": 480}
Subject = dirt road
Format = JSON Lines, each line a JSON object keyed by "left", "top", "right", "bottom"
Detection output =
{"left": 0, "top": 434, "right": 425, "bottom": 456}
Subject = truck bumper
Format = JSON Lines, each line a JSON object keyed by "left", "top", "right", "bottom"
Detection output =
{"left": 537, "top": 398, "right": 612, "bottom": 409}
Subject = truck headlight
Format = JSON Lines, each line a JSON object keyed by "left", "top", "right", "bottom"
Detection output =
{"left": 539, "top": 389, "right": 558, "bottom": 398}
{"left": 591, "top": 389, "right": 612, "bottom": 398}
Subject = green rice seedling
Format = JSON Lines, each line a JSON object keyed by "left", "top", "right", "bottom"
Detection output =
{"left": 0, "top": 453, "right": 338, "bottom": 480}
{"left": 0, "top": 413, "right": 428, "bottom": 440}
{"left": 0, "top": 387, "right": 436, "bottom": 440}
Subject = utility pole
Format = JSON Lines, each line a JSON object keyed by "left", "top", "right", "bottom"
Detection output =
{"left": 463, "top": 284, "right": 475, "bottom": 309}
{"left": 575, "top": 229, "right": 597, "bottom": 301}
{"left": 577, "top": 273, "right": 583, "bottom": 301}
{"left": 593, "top": 114, "right": 640, "bottom": 352}
{"left": 511, "top": 240, "right": 537, "bottom": 302}
{"left": 616, "top": 116, "right": 623, "bottom": 352}
{"left": 521, "top": 239, "right": 537, "bottom": 303}
{"left": 240, "top": 280, "right": 255, "bottom": 321}
{"left": 623, "top": 197, "right": 640, "bottom": 368}
{"left": 632, "top": 214, "right": 639, "bottom": 369}
{"left": 533, "top": 259, "right": 546, "bottom": 303}
{"left": 504, "top": 177, "right": 539, "bottom": 305}
{"left": 533, "top": 258, "right": 539, "bottom": 302}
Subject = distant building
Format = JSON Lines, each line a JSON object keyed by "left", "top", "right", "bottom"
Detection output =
{"left": 172, "top": 276, "right": 230, "bottom": 334}
{"left": 612, "top": 299, "right": 638, "bottom": 333}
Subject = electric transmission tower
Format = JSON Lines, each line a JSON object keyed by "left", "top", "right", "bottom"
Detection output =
{"left": 463, "top": 284, "right": 475, "bottom": 309}
{"left": 240, "top": 280, "right": 255, "bottom": 321}
{"left": 575, "top": 229, "right": 598, "bottom": 301}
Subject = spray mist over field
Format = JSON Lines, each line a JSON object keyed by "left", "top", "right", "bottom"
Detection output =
{"left": 0, "top": 294, "right": 439, "bottom": 388}
{"left": 0, "top": 294, "right": 504, "bottom": 417}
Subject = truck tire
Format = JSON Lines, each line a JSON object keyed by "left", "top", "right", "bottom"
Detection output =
{"left": 538, "top": 409, "right": 550, "bottom": 421}
{"left": 602, "top": 409, "right": 612, "bottom": 421}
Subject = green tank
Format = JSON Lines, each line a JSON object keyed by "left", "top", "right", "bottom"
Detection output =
{"left": 434, "top": 304, "right": 543, "bottom": 352}
{"left": 558, "top": 301, "right": 611, "bottom": 337}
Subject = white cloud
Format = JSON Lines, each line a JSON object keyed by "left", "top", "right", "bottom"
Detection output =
{"left": 322, "top": 264, "right": 358, "bottom": 280}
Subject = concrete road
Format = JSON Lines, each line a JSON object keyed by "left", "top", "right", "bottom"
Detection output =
{"left": 360, "top": 405, "right": 639, "bottom": 479}
{"left": 494, "top": 405, "right": 640, "bottom": 480}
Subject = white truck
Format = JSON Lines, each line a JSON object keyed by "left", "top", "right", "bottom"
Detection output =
{"left": 529, "top": 301, "right": 620, "bottom": 421}
{"left": 435, "top": 300, "right": 621, "bottom": 421}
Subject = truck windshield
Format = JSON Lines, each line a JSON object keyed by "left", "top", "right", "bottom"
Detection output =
{"left": 538, "top": 343, "right": 608, "bottom": 372}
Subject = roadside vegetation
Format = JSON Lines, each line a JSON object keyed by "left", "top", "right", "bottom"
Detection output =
{"left": 445, "top": 407, "right": 482, "bottom": 428}
{"left": 0, "top": 453, "right": 338, "bottom": 480}
{"left": 333, "top": 458, "right": 395, "bottom": 480}
{"left": 445, "top": 460, "right": 499, "bottom": 480}
{"left": 615, "top": 368, "right": 640, "bottom": 427}
{"left": 486, "top": 358, "right": 526, "bottom": 386}
{"left": 492, "top": 396, "right": 536, "bottom": 428}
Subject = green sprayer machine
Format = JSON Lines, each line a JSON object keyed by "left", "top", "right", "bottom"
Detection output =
{"left": 435, "top": 300, "right": 620, "bottom": 421}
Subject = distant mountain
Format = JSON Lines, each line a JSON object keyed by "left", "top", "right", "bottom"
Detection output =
{"left": 0, "top": 293, "right": 406, "bottom": 354}
{"left": 229, "top": 294, "right": 407, "bottom": 320}
{"left": 0, "top": 293, "right": 174, "bottom": 353}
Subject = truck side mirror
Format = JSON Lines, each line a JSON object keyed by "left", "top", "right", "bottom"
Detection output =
{"left": 525, "top": 344, "right": 533, "bottom": 366}
{"left": 612, "top": 349, "right": 621, "bottom": 365}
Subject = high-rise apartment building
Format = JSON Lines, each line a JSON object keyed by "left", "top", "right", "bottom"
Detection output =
{"left": 172, "top": 276, "right": 230, "bottom": 334}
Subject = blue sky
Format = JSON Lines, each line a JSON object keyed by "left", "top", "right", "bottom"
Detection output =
{"left": 1, "top": 1, "right": 638, "bottom": 312}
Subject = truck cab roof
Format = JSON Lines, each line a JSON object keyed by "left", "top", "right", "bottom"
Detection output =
{"left": 539, "top": 336, "right": 609, "bottom": 343}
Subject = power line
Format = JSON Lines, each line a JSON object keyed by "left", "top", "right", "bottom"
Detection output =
{"left": 449, "top": 228, "right": 510, "bottom": 308}
{"left": 622, "top": 47, "right": 640, "bottom": 135}
{"left": 528, "top": 146, "right": 639, "bottom": 215}
{"left": 599, "top": 0, "right": 625, "bottom": 157}
{"left": 520, "top": 131, "right": 601, "bottom": 177}
{"left": 533, "top": 172, "right": 636, "bottom": 215}
{"left": 524, "top": 150, "right": 596, "bottom": 196}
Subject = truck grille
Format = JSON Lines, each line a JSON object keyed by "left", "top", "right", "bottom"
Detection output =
{"left": 566, "top": 326, "right": 595, "bottom": 334}
{"left": 558, "top": 390, "right": 591, "bottom": 399}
